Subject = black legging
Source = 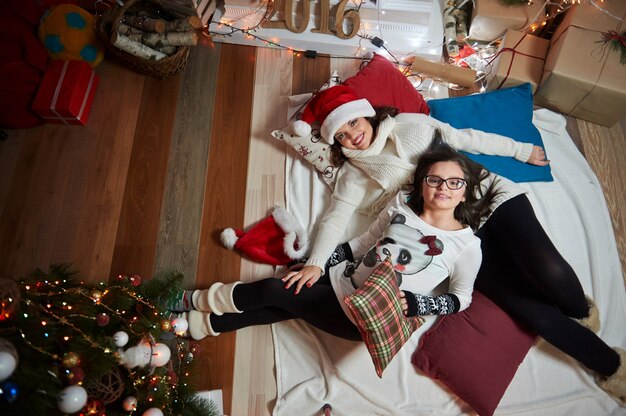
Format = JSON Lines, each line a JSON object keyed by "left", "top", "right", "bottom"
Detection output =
{"left": 210, "top": 276, "right": 362, "bottom": 341}
{"left": 475, "top": 195, "right": 619, "bottom": 376}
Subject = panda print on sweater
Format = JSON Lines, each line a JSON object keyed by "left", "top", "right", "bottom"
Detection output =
{"left": 349, "top": 214, "right": 443, "bottom": 288}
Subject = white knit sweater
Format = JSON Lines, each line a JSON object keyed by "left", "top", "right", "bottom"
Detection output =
{"left": 304, "top": 113, "right": 531, "bottom": 272}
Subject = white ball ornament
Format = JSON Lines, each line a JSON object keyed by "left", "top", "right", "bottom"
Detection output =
{"left": 171, "top": 317, "right": 188, "bottom": 336}
{"left": 113, "top": 331, "right": 129, "bottom": 347}
{"left": 123, "top": 396, "right": 138, "bottom": 411}
{"left": 57, "top": 385, "right": 88, "bottom": 414}
{"left": 0, "top": 351, "right": 18, "bottom": 382}
{"left": 151, "top": 343, "right": 171, "bottom": 367}
{"left": 143, "top": 408, "right": 164, "bottom": 416}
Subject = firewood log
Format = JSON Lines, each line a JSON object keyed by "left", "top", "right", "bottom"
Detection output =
{"left": 123, "top": 15, "right": 166, "bottom": 33}
{"left": 111, "top": 31, "right": 167, "bottom": 60}
{"left": 126, "top": 31, "right": 198, "bottom": 47}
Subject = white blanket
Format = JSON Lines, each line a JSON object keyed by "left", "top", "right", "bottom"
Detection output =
{"left": 272, "top": 109, "right": 626, "bottom": 416}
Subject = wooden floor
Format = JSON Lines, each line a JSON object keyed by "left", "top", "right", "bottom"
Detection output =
{"left": 1, "top": 43, "right": 625, "bottom": 415}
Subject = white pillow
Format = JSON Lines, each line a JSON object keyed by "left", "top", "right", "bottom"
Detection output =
{"left": 271, "top": 73, "right": 342, "bottom": 189}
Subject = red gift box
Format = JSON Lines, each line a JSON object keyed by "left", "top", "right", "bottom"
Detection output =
{"left": 32, "top": 60, "right": 99, "bottom": 125}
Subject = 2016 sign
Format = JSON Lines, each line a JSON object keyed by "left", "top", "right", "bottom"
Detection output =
{"left": 262, "top": 0, "right": 360, "bottom": 39}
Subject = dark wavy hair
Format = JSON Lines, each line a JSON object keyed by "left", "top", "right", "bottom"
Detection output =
{"left": 328, "top": 106, "right": 399, "bottom": 166}
{"left": 407, "top": 130, "right": 500, "bottom": 230}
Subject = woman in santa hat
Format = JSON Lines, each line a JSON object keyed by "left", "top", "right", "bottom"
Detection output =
{"left": 282, "top": 85, "right": 624, "bottom": 401}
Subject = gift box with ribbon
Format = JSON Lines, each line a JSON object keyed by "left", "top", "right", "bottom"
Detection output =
{"left": 468, "top": 0, "right": 545, "bottom": 42}
{"left": 32, "top": 60, "right": 99, "bottom": 125}
{"left": 486, "top": 29, "right": 549, "bottom": 93}
{"left": 534, "top": 1, "right": 626, "bottom": 127}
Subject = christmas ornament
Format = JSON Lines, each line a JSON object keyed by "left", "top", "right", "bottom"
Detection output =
{"left": 122, "top": 395, "right": 137, "bottom": 411}
{"left": 129, "top": 274, "right": 142, "bottom": 286}
{"left": 90, "top": 289, "right": 103, "bottom": 303}
{"left": 171, "top": 317, "right": 188, "bottom": 336}
{"left": 167, "top": 370, "right": 177, "bottom": 385}
{"left": 113, "top": 331, "right": 129, "bottom": 347}
{"left": 0, "top": 339, "right": 18, "bottom": 382}
{"left": 62, "top": 351, "right": 81, "bottom": 368}
{"left": 64, "top": 367, "right": 85, "bottom": 385}
{"left": 96, "top": 312, "right": 110, "bottom": 327}
{"left": 119, "top": 341, "right": 152, "bottom": 369}
{"left": 86, "top": 366, "right": 124, "bottom": 404}
{"left": 82, "top": 397, "right": 105, "bottom": 415}
{"left": 0, "top": 380, "right": 19, "bottom": 403}
{"left": 142, "top": 408, "right": 164, "bottom": 416}
{"left": 151, "top": 343, "right": 171, "bottom": 367}
{"left": 57, "top": 385, "right": 88, "bottom": 413}
{"left": 160, "top": 319, "right": 172, "bottom": 331}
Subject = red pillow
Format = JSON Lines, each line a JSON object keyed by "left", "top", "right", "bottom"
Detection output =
{"left": 412, "top": 291, "right": 536, "bottom": 416}
{"left": 343, "top": 53, "right": 429, "bottom": 114}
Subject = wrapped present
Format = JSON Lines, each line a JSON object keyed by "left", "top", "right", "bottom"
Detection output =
{"left": 534, "top": 1, "right": 626, "bottom": 127}
{"left": 32, "top": 60, "right": 99, "bottom": 125}
{"left": 468, "top": 0, "right": 545, "bottom": 42}
{"left": 486, "top": 30, "right": 549, "bottom": 93}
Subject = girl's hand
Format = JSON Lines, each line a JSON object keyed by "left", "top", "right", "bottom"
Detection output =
{"left": 282, "top": 265, "right": 322, "bottom": 295}
{"left": 399, "top": 291, "right": 408, "bottom": 315}
{"left": 527, "top": 145, "right": 550, "bottom": 166}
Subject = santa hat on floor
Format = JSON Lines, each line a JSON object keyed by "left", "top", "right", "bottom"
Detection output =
{"left": 291, "top": 85, "right": 375, "bottom": 144}
{"left": 220, "top": 207, "right": 308, "bottom": 265}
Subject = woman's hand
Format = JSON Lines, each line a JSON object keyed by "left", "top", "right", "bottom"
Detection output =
{"left": 527, "top": 145, "right": 550, "bottom": 166}
{"left": 399, "top": 291, "right": 408, "bottom": 315}
{"left": 282, "top": 265, "right": 322, "bottom": 295}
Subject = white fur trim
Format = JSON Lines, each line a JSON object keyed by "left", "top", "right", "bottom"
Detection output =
{"left": 291, "top": 120, "right": 312, "bottom": 137}
{"left": 187, "top": 310, "right": 220, "bottom": 339}
{"left": 220, "top": 228, "right": 238, "bottom": 249}
{"left": 272, "top": 207, "right": 308, "bottom": 259}
{"left": 321, "top": 98, "right": 375, "bottom": 144}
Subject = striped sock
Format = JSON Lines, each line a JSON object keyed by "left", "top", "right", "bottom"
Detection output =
{"left": 167, "top": 290, "right": 195, "bottom": 312}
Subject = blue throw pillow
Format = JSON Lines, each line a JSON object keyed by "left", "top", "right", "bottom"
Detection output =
{"left": 427, "top": 83, "right": 553, "bottom": 183}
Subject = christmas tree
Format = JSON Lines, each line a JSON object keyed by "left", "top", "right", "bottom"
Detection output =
{"left": 0, "top": 264, "right": 218, "bottom": 416}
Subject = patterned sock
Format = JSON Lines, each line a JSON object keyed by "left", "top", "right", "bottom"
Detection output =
{"left": 167, "top": 290, "right": 195, "bottom": 312}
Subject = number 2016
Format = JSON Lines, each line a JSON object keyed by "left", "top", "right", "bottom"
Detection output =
{"left": 262, "top": 0, "right": 361, "bottom": 39}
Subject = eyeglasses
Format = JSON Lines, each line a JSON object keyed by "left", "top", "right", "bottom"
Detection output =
{"left": 424, "top": 175, "right": 466, "bottom": 190}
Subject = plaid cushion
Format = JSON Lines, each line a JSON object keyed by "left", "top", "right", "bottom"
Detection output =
{"left": 345, "top": 257, "right": 424, "bottom": 377}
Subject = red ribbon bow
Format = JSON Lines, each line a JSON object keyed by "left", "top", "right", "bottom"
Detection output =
{"left": 602, "top": 30, "right": 626, "bottom": 48}
{"left": 420, "top": 235, "right": 442, "bottom": 256}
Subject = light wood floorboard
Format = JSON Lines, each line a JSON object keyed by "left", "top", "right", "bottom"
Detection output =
{"left": 231, "top": 47, "right": 292, "bottom": 416}
{"left": 153, "top": 45, "right": 221, "bottom": 285}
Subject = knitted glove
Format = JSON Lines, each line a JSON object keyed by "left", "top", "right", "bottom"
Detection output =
{"left": 403, "top": 291, "right": 461, "bottom": 316}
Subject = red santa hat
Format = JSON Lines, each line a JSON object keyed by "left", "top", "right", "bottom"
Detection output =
{"left": 291, "top": 85, "right": 375, "bottom": 144}
{"left": 220, "top": 207, "right": 308, "bottom": 266}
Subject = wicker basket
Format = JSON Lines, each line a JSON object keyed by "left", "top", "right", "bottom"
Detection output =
{"left": 96, "top": 0, "right": 190, "bottom": 79}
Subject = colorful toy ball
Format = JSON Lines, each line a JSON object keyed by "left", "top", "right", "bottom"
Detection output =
{"left": 38, "top": 4, "right": 104, "bottom": 67}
